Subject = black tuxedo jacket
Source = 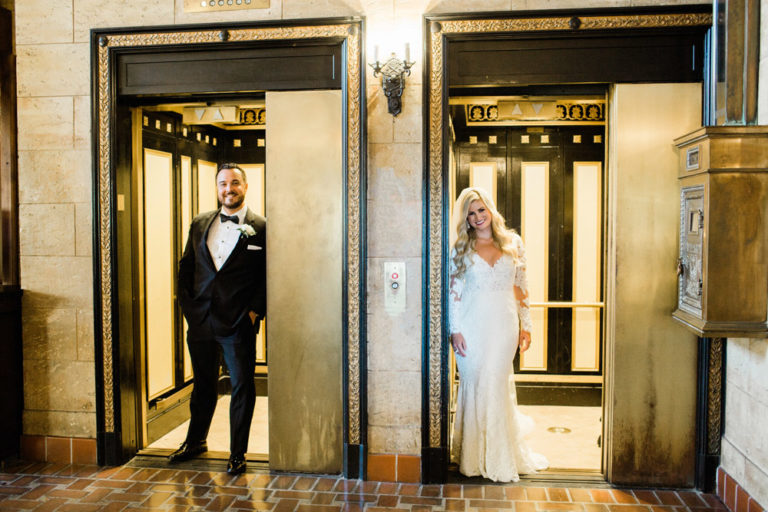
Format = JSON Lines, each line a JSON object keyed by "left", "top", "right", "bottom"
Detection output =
{"left": 178, "top": 209, "right": 266, "bottom": 340}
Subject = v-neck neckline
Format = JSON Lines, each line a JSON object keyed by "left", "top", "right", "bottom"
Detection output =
{"left": 475, "top": 252, "right": 503, "bottom": 269}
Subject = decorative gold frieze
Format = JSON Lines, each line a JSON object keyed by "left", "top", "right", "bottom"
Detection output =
{"left": 238, "top": 108, "right": 266, "bottom": 125}
{"left": 462, "top": 100, "right": 605, "bottom": 124}
{"left": 95, "top": 23, "right": 363, "bottom": 447}
{"left": 437, "top": 13, "right": 711, "bottom": 35}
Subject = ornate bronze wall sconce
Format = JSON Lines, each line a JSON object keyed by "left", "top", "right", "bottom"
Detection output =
{"left": 369, "top": 45, "right": 414, "bottom": 116}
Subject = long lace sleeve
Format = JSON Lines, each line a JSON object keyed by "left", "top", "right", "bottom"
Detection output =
{"left": 448, "top": 252, "right": 464, "bottom": 335}
{"left": 513, "top": 236, "right": 533, "bottom": 333}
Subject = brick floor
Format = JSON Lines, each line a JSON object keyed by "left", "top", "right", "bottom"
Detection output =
{"left": 0, "top": 459, "right": 728, "bottom": 511}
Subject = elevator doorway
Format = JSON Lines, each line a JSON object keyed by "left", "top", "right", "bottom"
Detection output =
{"left": 447, "top": 96, "right": 605, "bottom": 472}
{"left": 121, "top": 91, "right": 344, "bottom": 471}
{"left": 130, "top": 102, "right": 270, "bottom": 459}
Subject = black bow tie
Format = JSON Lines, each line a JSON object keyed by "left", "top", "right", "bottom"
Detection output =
{"left": 220, "top": 213, "right": 240, "bottom": 224}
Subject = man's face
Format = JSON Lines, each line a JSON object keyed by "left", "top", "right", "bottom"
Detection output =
{"left": 217, "top": 167, "right": 248, "bottom": 212}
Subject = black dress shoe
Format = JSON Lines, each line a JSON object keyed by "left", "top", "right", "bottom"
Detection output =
{"left": 226, "top": 454, "right": 247, "bottom": 475}
{"left": 168, "top": 441, "right": 207, "bottom": 463}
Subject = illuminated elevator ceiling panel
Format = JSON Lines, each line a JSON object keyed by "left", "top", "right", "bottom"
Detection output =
{"left": 148, "top": 101, "right": 266, "bottom": 130}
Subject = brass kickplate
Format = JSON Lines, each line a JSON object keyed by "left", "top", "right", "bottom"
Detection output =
{"left": 184, "top": 0, "right": 269, "bottom": 12}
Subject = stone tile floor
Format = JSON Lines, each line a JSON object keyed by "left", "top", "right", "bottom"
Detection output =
{"left": 0, "top": 458, "right": 728, "bottom": 512}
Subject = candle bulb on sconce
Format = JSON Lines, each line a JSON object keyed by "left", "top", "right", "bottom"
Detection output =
{"left": 369, "top": 42, "right": 415, "bottom": 117}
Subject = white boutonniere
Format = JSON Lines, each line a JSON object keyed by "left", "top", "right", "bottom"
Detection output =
{"left": 236, "top": 224, "right": 256, "bottom": 237}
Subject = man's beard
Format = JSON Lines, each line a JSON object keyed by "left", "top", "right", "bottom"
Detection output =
{"left": 221, "top": 193, "right": 244, "bottom": 209}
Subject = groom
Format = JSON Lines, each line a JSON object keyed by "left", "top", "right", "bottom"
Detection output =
{"left": 170, "top": 163, "right": 266, "bottom": 475}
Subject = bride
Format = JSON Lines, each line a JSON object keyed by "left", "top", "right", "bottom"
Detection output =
{"left": 449, "top": 187, "right": 548, "bottom": 482}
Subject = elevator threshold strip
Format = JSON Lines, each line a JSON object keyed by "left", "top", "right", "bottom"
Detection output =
{"left": 136, "top": 448, "right": 268, "bottom": 464}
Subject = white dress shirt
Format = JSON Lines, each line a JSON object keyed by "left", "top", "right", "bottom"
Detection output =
{"left": 206, "top": 206, "right": 247, "bottom": 271}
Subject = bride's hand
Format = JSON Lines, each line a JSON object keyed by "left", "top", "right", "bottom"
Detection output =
{"left": 451, "top": 333, "right": 467, "bottom": 357}
{"left": 519, "top": 330, "right": 531, "bottom": 352}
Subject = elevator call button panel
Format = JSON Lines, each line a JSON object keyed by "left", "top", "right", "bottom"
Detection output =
{"left": 384, "top": 262, "right": 406, "bottom": 314}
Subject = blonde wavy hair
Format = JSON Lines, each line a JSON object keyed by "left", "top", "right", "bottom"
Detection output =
{"left": 451, "top": 187, "right": 519, "bottom": 278}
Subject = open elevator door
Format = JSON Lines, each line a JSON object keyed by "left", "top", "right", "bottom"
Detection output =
{"left": 265, "top": 90, "right": 343, "bottom": 473}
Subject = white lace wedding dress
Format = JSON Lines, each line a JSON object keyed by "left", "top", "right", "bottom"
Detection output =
{"left": 449, "top": 233, "right": 549, "bottom": 482}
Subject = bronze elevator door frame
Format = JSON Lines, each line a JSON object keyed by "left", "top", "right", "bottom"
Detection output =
{"left": 93, "top": 20, "right": 366, "bottom": 476}
{"left": 422, "top": 7, "right": 711, "bottom": 484}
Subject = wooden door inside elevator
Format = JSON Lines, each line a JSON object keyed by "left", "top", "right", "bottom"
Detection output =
{"left": 453, "top": 125, "right": 605, "bottom": 392}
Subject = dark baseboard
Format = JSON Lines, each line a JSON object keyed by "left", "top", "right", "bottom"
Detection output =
{"left": 421, "top": 446, "right": 448, "bottom": 484}
{"left": 344, "top": 443, "right": 364, "bottom": 479}
{"left": 99, "top": 431, "right": 123, "bottom": 466}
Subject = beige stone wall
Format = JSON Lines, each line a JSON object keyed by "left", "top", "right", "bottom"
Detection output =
{"left": 14, "top": 0, "right": 705, "bottom": 454}
{"left": 15, "top": 0, "right": 96, "bottom": 438}
{"left": 722, "top": 339, "right": 768, "bottom": 507}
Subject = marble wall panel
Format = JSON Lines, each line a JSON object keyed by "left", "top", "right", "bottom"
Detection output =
{"left": 74, "top": 96, "right": 91, "bottom": 151}
{"left": 747, "top": 340, "right": 768, "bottom": 407}
{"left": 23, "top": 359, "right": 95, "bottom": 412}
{"left": 723, "top": 338, "right": 768, "bottom": 500}
{"left": 22, "top": 308, "right": 78, "bottom": 362}
{"left": 366, "top": 257, "right": 421, "bottom": 372}
{"left": 76, "top": 309, "right": 95, "bottom": 362}
{"left": 726, "top": 338, "right": 750, "bottom": 392}
{"left": 368, "top": 425, "right": 420, "bottom": 454}
{"left": 173, "top": 0, "right": 282, "bottom": 25}
{"left": 368, "top": 371, "right": 421, "bottom": 426}
{"left": 15, "top": 0, "right": 73, "bottom": 45}
{"left": 19, "top": 203, "right": 76, "bottom": 256}
{"left": 282, "top": 0, "right": 364, "bottom": 18}
{"left": 366, "top": 198, "right": 422, "bottom": 258}
{"left": 393, "top": 84, "right": 422, "bottom": 144}
{"left": 629, "top": 0, "right": 706, "bottom": 4}
{"left": 20, "top": 256, "right": 93, "bottom": 310}
{"left": 522, "top": 0, "right": 627, "bottom": 7}
{"left": 368, "top": 143, "right": 422, "bottom": 203}
{"left": 16, "top": 44, "right": 90, "bottom": 98}
{"left": 73, "top": 0, "right": 175, "bottom": 43}
{"left": 724, "top": 383, "right": 752, "bottom": 459}
{"left": 744, "top": 458, "right": 768, "bottom": 510}
{"left": 17, "top": 150, "right": 91, "bottom": 204}
{"left": 17, "top": 97, "right": 74, "bottom": 151}
{"left": 75, "top": 203, "right": 92, "bottom": 257}
{"left": 722, "top": 437, "right": 747, "bottom": 487}
{"left": 22, "top": 410, "right": 97, "bottom": 438}
{"left": 367, "top": 86, "right": 394, "bottom": 144}
{"left": 424, "top": 0, "right": 512, "bottom": 13}
{"left": 722, "top": 335, "right": 768, "bottom": 508}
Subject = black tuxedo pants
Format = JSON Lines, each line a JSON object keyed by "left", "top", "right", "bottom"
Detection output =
{"left": 185, "top": 322, "right": 256, "bottom": 457}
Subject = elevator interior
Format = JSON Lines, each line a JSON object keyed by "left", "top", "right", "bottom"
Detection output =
{"left": 134, "top": 99, "right": 269, "bottom": 459}
{"left": 447, "top": 90, "right": 607, "bottom": 472}
{"left": 122, "top": 90, "right": 344, "bottom": 472}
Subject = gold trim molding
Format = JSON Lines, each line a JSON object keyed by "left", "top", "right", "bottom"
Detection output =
{"left": 426, "top": 12, "right": 712, "bottom": 449}
{"left": 95, "top": 22, "right": 364, "bottom": 445}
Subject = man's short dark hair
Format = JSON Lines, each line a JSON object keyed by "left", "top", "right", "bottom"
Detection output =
{"left": 217, "top": 163, "right": 247, "bottom": 183}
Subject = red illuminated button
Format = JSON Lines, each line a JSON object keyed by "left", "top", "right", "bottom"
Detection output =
{"left": 391, "top": 273, "right": 399, "bottom": 280}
